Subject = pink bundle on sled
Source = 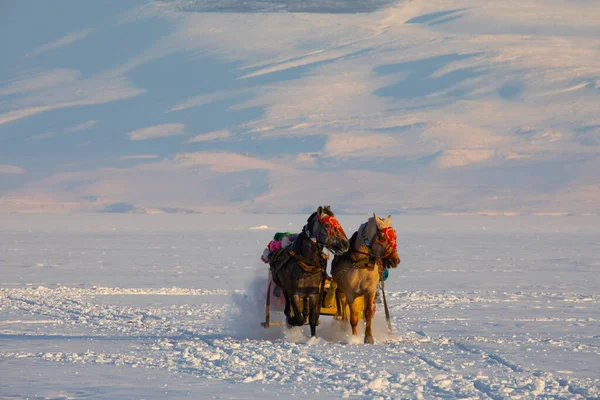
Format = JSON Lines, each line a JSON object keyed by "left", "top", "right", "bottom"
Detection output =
{"left": 261, "top": 232, "right": 297, "bottom": 263}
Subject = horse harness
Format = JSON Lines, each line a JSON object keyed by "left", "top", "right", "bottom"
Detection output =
{"left": 345, "top": 224, "right": 395, "bottom": 273}
{"left": 270, "top": 225, "right": 328, "bottom": 277}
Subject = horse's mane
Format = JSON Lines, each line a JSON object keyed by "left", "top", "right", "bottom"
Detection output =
{"left": 322, "top": 206, "right": 334, "bottom": 217}
{"left": 372, "top": 214, "right": 392, "bottom": 229}
{"left": 356, "top": 215, "right": 392, "bottom": 251}
{"left": 356, "top": 218, "right": 377, "bottom": 251}
{"left": 308, "top": 206, "right": 335, "bottom": 224}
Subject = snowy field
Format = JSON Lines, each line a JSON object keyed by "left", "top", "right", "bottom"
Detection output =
{"left": 1, "top": 213, "right": 599, "bottom": 399}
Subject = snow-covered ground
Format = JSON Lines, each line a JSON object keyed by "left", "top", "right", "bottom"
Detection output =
{"left": 2, "top": 214, "right": 599, "bottom": 399}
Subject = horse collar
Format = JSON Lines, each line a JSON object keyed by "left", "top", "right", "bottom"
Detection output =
{"left": 303, "top": 224, "right": 317, "bottom": 243}
{"left": 360, "top": 223, "right": 371, "bottom": 248}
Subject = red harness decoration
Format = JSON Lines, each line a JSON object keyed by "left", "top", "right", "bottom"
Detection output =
{"left": 379, "top": 226, "right": 397, "bottom": 252}
{"left": 318, "top": 215, "right": 347, "bottom": 239}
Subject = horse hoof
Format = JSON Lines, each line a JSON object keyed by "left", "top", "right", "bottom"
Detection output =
{"left": 364, "top": 336, "right": 375, "bottom": 344}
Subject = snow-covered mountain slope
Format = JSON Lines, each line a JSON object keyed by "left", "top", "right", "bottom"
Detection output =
{"left": 1, "top": 0, "right": 599, "bottom": 214}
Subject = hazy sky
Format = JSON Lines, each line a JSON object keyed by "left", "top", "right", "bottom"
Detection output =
{"left": 1, "top": 0, "right": 599, "bottom": 214}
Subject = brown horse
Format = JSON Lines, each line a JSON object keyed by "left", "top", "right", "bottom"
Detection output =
{"left": 270, "top": 206, "right": 349, "bottom": 337}
{"left": 331, "top": 214, "right": 400, "bottom": 343}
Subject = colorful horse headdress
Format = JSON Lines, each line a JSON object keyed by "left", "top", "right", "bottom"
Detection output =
{"left": 379, "top": 226, "right": 397, "bottom": 252}
{"left": 318, "top": 214, "right": 346, "bottom": 239}
{"left": 372, "top": 213, "right": 397, "bottom": 254}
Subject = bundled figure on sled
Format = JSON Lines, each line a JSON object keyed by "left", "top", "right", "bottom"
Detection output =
{"left": 259, "top": 206, "right": 400, "bottom": 343}
{"left": 260, "top": 232, "right": 297, "bottom": 264}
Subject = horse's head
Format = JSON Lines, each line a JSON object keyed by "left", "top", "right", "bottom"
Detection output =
{"left": 359, "top": 213, "right": 400, "bottom": 267}
{"left": 306, "top": 205, "right": 349, "bottom": 255}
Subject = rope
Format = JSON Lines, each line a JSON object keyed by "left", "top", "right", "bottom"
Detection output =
{"left": 262, "top": 278, "right": 272, "bottom": 328}
{"left": 317, "top": 251, "right": 328, "bottom": 315}
{"left": 380, "top": 276, "right": 393, "bottom": 332}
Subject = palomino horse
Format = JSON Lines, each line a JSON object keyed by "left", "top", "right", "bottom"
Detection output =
{"left": 331, "top": 214, "right": 400, "bottom": 343}
{"left": 270, "top": 206, "right": 349, "bottom": 337}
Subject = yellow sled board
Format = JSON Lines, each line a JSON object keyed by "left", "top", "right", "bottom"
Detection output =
{"left": 320, "top": 279, "right": 365, "bottom": 317}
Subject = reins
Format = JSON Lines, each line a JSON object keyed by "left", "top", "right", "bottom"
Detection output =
{"left": 317, "top": 247, "right": 332, "bottom": 316}
{"left": 290, "top": 227, "right": 328, "bottom": 274}
{"left": 379, "top": 274, "right": 392, "bottom": 332}
{"left": 313, "top": 214, "right": 348, "bottom": 313}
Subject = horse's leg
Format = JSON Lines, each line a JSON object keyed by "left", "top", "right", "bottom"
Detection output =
{"left": 337, "top": 289, "right": 348, "bottom": 322}
{"left": 334, "top": 289, "right": 341, "bottom": 320}
{"left": 349, "top": 296, "right": 361, "bottom": 336}
{"left": 308, "top": 295, "right": 319, "bottom": 337}
{"left": 334, "top": 288, "right": 341, "bottom": 320}
{"left": 302, "top": 297, "right": 310, "bottom": 326}
{"left": 283, "top": 292, "right": 293, "bottom": 327}
{"left": 290, "top": 294, "right": 304, "bottom": 326}
{"left": 363, "top": 290, "right": 376, "bottom": 344}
